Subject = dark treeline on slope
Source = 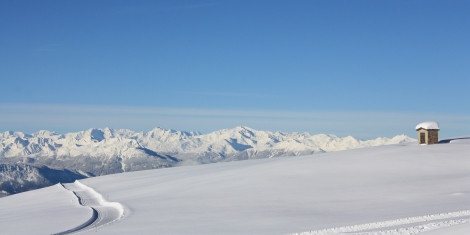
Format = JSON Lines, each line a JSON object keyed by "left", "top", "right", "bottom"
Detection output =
{"left": 0, "top": 163, "right": 86, "bottom": 197}
{"left": 0, "top": 155, "right": 177, "bottom": 197}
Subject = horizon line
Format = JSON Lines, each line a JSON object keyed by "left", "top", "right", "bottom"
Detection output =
{"left": 1, "top": 103, "right": 469, "bottom": 139}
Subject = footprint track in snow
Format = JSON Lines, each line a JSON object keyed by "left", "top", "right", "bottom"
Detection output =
{"left": 54, "top": 181, "right": 125, "bottom": 235}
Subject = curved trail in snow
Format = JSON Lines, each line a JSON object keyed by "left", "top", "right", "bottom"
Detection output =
{"left": 54, "top": 181, "right": 124, "bottom": 235}
{"left": 293, "top": 210, "right": 470, "bottom": 235}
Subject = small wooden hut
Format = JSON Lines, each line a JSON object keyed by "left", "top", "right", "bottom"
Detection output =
{"left": 415, "top": 121, "right": 439, "bottom": 145}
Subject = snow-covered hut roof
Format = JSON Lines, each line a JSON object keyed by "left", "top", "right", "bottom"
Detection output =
{"left": 415, "top": 121, "right": 440, "bottom": 130}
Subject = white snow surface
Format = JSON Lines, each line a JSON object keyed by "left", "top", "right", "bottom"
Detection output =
{"left": 1, "top": 137, "right": 470, "bottom": 234}
{"left": 0, "top": 184, "right": 90, "bottom": 234}
{"left": 415, "top": 121, "right": 440, "bottom": 130}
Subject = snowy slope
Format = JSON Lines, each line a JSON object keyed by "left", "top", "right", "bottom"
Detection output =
{"left": 1, "top": 137, "right": 469, "bottom": 234}
{"left": 0, "top": 183, "right": 90, "bottom": 234}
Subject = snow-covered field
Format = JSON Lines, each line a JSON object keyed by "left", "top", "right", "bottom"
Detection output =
{"left": 1, "top": 137, "right": 469, "bottom": 234}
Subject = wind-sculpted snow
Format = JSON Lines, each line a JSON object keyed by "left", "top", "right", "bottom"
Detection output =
{"left": 54, "top": 181, "right": 125, "bottom": 235}
{"left": 293, "top": 210, "right": 470, "bottom": 234}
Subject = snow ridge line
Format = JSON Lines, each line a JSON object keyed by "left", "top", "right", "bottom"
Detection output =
{"left": 292, "top": 210, "right": 470, "bottom": 235}
{"left": 54, "top": 181, "right": 125, "bottom": 235}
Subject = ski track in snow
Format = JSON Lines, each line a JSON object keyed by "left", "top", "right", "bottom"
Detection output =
{"left": 292, "top": 210, "right": 470, "bottom": 235}
{"left": 54, "top": 181, "right": 125, "bottom": 235}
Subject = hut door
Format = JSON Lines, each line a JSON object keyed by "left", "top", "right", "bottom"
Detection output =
{"left": 419, "top": 133, "right": 426, "bottom": 144}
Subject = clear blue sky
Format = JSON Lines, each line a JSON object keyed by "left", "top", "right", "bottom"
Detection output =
{"left": 1, "top": 0, "right": 469, "bottom": 139}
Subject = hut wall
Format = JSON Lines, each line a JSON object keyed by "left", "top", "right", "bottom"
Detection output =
{"left": 417, "top": 129, "right": 439, "bottom": 145}
{"left": 427, "top": 130, "right": 439, "bottom": 144}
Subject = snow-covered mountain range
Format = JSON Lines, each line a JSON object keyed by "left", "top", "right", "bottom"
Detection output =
{"left": 1, "top": 126, "right": 414, "bottom": 160}
{"left": 0, "top": 126, "right": 414, "bottom": 196}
